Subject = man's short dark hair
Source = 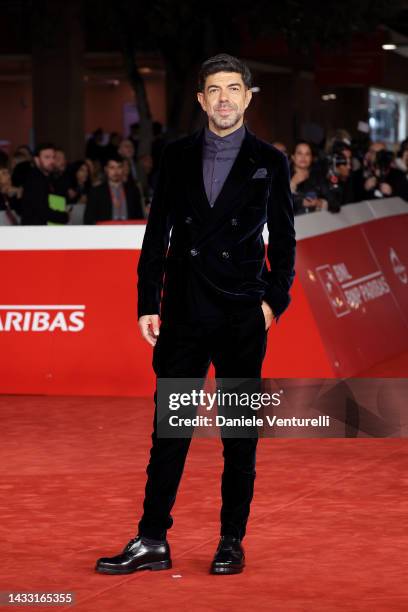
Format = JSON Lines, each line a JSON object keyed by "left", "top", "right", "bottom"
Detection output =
{"left": 103, "top": 153, "right": 124, "bottom": 167}
{"left": 331, "top": 141, "right": 352, "bottom": 157}
{"left": 35, "top": 142, "right": 56, "bottom": 156}
{"left": 198, "top": 53, "right": 252, "bottom": 92}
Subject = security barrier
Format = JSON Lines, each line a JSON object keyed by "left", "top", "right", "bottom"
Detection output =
{"left": 0, "top": 198, "right": 407, "bottom": 395}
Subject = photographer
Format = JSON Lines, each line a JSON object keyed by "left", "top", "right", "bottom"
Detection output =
{"left": 325, "top": 142, "right": 359, "bottom": 208}
{"left": 290, "top": 141, "right": 333, "bottom": 215}
{"left": 356, "top": 145, "right": 408, "bottom": 202}
{"left": 395, "top": 138, "right": 408, "bottom": 180}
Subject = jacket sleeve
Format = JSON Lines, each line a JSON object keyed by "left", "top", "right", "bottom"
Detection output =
{"left": 84, "top": 187, "right": 97, "bottom": 225}
{"left": 137, "top": 145, "right": 173, "bottom": 319}
{"left": 21, "top": 176, "right": 67, "bottom": 225}
{"left": 263, "top": 152, "right": 296, "bottom": 321}
{"left": 126, "top": 181, "right": 144, "bottom": 220}
{"left": 47, "top": 207, "right": 69, "bottom": 225}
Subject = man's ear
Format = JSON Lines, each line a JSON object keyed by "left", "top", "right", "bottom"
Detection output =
{"left": 244, "top": 88, "right": 253, "bottom": 110}
{"left": 197, "top": 91, "right": 206, "bottom": 111}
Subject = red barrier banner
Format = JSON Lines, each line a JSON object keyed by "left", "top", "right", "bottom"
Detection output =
{"left": 0, "top": 200, "right": 407, "bottom": 395}
{"left": 296, "top": 213, "right": 408, "bottom": 378}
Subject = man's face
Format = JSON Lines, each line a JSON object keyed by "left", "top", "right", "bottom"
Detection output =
{"left": 197, "top": 71, "right": 252, "bottom": 133}
{"left": 337, "top": 149, "right": 352, "bottom": 179}
{"left": 105, "top": 160, "right": 123, "bottom": 183}
{"left": 118, "top": 140, "right": 135, "bottom": 159}
{"left": 366, "top": 142, "right": 385, "bottom": 165}
{"left": 35, "top": 149, "right": 55, "bottom": 175}
{"left": 55, "top": 150, "right": 66, "bottom": 173}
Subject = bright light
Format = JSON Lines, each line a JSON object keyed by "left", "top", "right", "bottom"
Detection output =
{"left": 251, "top": 86, "right": 261, "bottom": 93}
{"left": 382, "top": 44, "right": 397, "bottom": 50}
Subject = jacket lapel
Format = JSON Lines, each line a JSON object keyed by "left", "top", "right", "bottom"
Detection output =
{"left": 183, "top": 129, "right": 212, "bottom": 224}
{"left": 205, "top": 127, "right": 260, "bottom": 232}
{"left": 183, "top": 126, "right": 261, "bottom": 248}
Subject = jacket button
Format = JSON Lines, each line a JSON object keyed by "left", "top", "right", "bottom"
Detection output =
{"left": 185, "top": 216, "right": 193, "bottom": 224}
{"left": 231, "top": 218, "right": 238, "bottom": 226}
{"left": 221, "top": 250, "right": 230, "bottom": 259}
{"left": 190, "top": 248, "right": 199, "bottom": 256}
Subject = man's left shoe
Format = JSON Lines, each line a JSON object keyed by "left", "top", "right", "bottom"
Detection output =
{"left": 210, "top": 536, "right": 245, "bottom": 575}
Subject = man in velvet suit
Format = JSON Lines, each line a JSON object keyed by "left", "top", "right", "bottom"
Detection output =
{"left": 96, "top": 54, "right": 296, "bottom": 576}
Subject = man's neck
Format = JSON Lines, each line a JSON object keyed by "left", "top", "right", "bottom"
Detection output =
{"left": 109, "top": 180, "right": 122, "bottom": 188}
{"left": 35, "top": 163, "right": 49, "bottom": 177}
{"left": 207, "top": 120, "right": 244, "bottom": 138}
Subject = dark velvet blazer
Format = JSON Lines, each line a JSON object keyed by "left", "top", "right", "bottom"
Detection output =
{"left": 84, "top": 181, "right": 143, "bottom": 224}
{"left": 137, "top": 126, "right": 296, "bottom": 323}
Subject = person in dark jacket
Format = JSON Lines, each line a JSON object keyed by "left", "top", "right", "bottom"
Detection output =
{"left": 355, "top": 147, "right": 408, "bottom": 202}
{"left": 20, "top": 143, "right": 69, "bottom": 225}
{"left": 95, "top": 53, "right": 296, "bottom": 578}
{"left": 84, "top": 153, "right": 143, "bottom": 224}
{"left": 289, "top": 140, "right": 333, "bottom": 214}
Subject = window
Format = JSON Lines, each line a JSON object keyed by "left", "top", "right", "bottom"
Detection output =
{"left": 369, "top": 88, "right": 408, "bottom": 146}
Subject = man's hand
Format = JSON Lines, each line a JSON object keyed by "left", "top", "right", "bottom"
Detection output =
{"left": 261, "top": 301, "right": 274, "bottom": 330}
{"left": 138, "top": 314, "right": 161, "bottom": 347}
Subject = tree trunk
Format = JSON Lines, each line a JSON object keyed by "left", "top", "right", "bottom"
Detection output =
{"left": 120, "top": 42, "right": 153, "bottom": 157}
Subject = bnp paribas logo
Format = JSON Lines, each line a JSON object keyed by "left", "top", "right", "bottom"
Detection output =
{"left": 0, "top": 305, "right": 85, "bottom": 332}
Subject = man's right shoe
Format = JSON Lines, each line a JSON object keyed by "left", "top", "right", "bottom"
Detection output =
{"left": 210, "top": 535, "right": 245, "bottom": 574}
{"left": 95, "top": 536, "right": 172, "bottom": 574}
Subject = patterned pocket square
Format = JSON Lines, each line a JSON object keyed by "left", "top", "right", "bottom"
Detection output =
{"left": 252, "top": 167, "right": 268, "bottom": 179}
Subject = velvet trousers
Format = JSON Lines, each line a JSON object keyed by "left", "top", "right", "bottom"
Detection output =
{"left": 137, "top": 303, "right": 269, "bottom": 541}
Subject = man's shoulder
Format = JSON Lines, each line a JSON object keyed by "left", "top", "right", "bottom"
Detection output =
{"left": 25, "top": 165, "right": 46, "bottom": 182}
{"left": 162, "top": 131, "right": 201, "bottom": 155}
{"left": 90, "top": 182, "right": 108, "bottom": 193}
{"left": 22, "top": 166, "right": 48, "bottom": 196}
{"left": 88, "top": 182, "right": 109, "bottom": 200}
{"left": 249, "top": 132, "right": 288, "bottom": 166}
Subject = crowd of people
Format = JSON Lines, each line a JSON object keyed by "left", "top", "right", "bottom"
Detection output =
{"left": 0, "top": 121, "right": 165, "bottom": 225}
{"left": 273, "top": 131, "right": 408, "bottom": 215}
{"left": 0, "top": 124, "right": 407, "bottom": 225}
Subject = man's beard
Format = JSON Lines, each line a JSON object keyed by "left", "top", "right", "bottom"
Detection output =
{"left": 210, "top": 105, "right": 243, "bottom": 130}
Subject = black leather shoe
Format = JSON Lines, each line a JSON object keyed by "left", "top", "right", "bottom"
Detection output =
{"left": 95, "top": 536, "right": 172, "bottom": 574}
{"left": 210, "top": 536, "right": 245, "bottom": 574}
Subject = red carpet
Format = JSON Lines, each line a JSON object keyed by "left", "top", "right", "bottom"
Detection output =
{"left": 1, "top": 395, "right": 407, "bottom": 611}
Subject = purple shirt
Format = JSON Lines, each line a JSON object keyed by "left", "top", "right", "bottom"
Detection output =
{"left": 202, "top": 124, "right": 246, "bottom": 206}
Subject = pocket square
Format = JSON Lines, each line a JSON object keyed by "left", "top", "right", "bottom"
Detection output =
{"left": 252, "top": 167, "right": 268, "bottom": 179}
